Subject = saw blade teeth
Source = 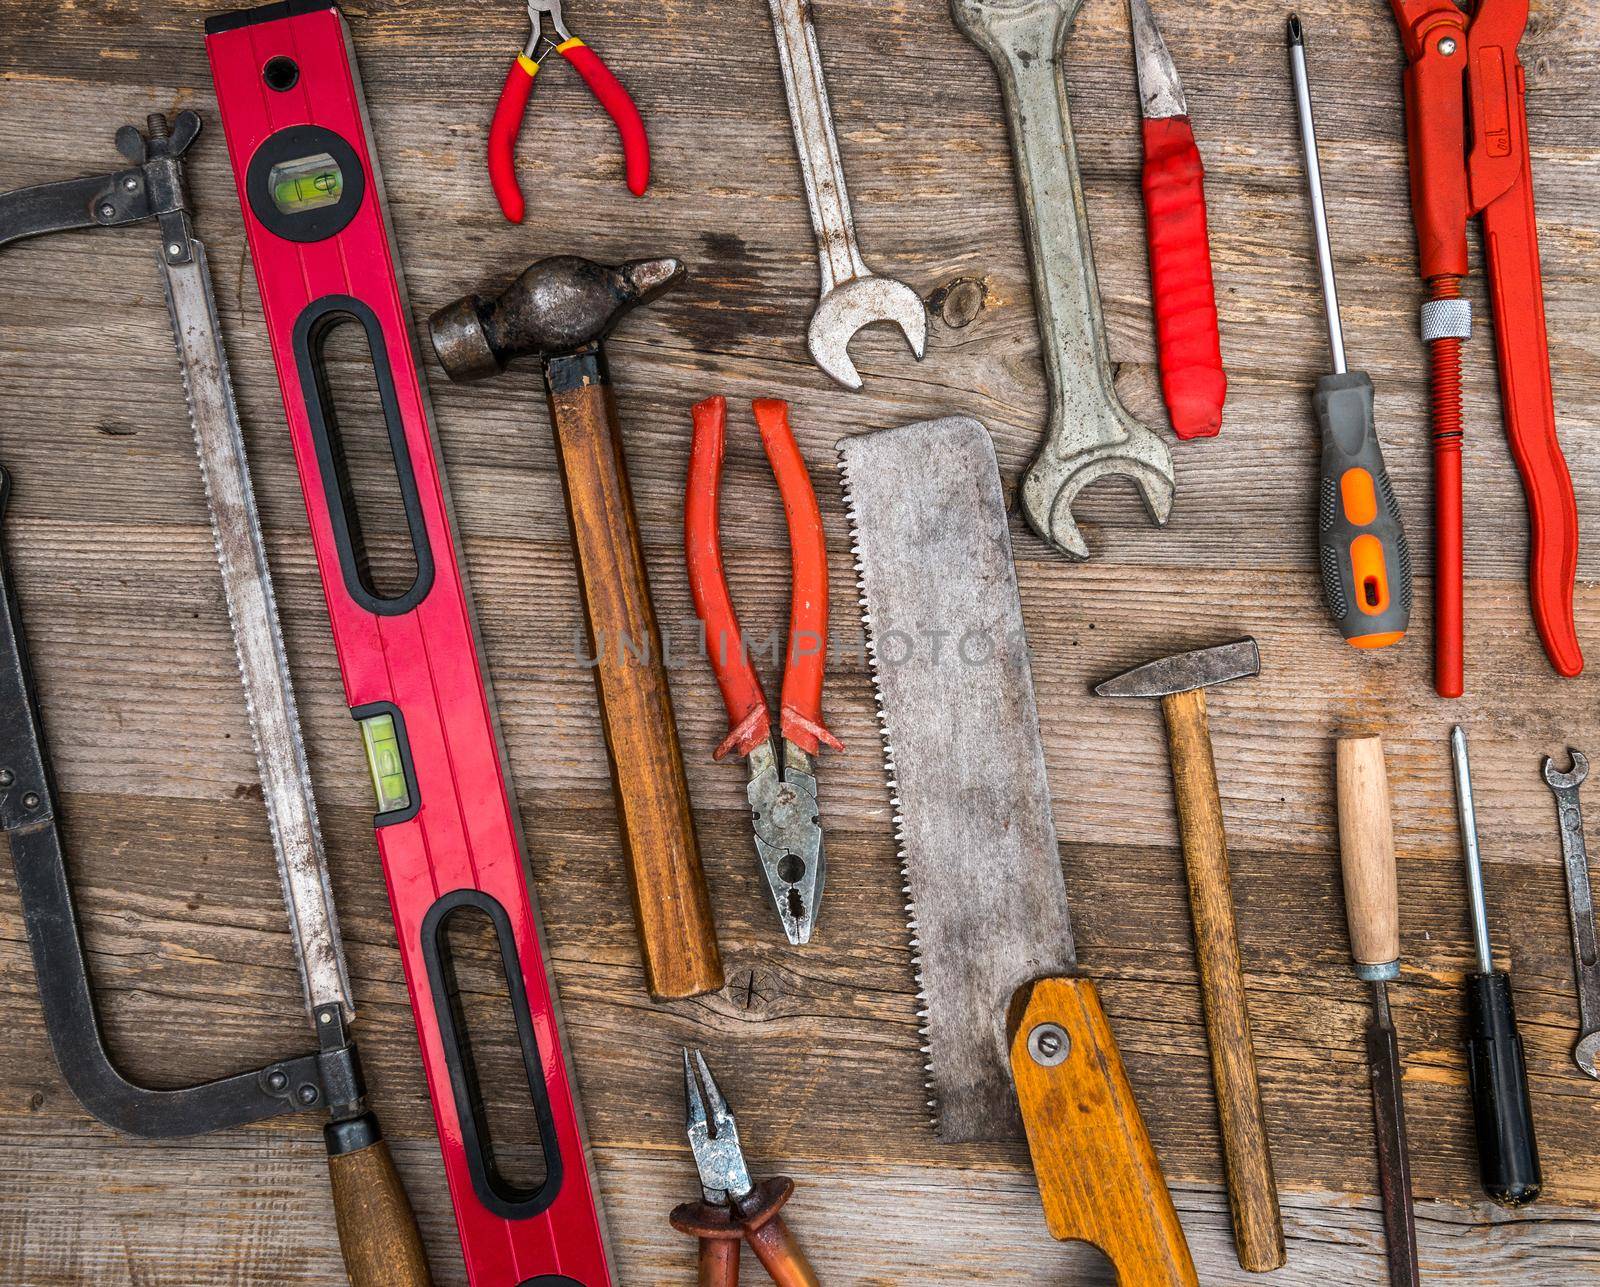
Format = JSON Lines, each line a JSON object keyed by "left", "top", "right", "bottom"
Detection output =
{"left": 840, "top": 440, "right": 944, "bottom": 1127}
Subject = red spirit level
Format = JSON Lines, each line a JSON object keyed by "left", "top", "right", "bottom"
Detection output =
{"left": 205, "top": 4, "right": 610, "bottom": 1283}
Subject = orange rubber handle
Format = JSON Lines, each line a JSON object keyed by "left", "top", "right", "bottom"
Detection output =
{"left": 686, "top": 396, "right": 770, "bottom": 759}
{"left": 752, "top": 400, "right": 839, "bottom": 757}
{"left": 1141, "top": 114, "right": 1225, "bottom": 439}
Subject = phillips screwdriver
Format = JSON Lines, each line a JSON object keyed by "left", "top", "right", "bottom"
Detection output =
{"left": 1335, "top": 735, "right": 1419, "bottom": 1287}
{"left": 1449, "top": 726, "right": 1543, "bottom": 1208}
{"left": 1287, "top": 15, "right": 1412, "bottom": 649}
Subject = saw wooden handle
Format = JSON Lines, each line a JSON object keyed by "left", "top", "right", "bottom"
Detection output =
{"left": 1159, "top": 687, "right": 1286, "bottom": 1272}
{"left": 325, "top": 1119, "right": 433, "bottom": 1287}
{"left": 545, "top": 375, "right": 724, "bottom": 1001}
{"left": 1008, "top": 976, "right": 1197, "bottom": 1287}
{"left": 1335, "top": 734, "right": 1401, "bottom": 974}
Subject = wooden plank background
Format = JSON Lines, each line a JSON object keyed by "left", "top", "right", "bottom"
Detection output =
{"left": 3, "top": 0, "right": 1600, "bottom": 1281}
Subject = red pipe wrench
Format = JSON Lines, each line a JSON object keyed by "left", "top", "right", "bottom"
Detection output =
{"left": 1390, "top": 0, "right": 1582, "bottom": 692}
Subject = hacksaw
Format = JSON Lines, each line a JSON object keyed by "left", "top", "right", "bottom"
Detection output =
{"left": 0, "top": 112, "right": 430, "bottom": 1285}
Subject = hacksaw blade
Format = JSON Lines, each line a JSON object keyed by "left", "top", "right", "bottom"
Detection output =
{"left": 839, "top": 416, "right": 1075, "bottom": 1142}
{"left": 162, "top": 242, "right": 353, "bottom": 1021}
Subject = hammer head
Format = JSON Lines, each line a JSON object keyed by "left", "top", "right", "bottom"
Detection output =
{"left": 1094, "top": 637, "right": 1260, "bottom": 699}
{"left": 428, "top": 254, "right": 684, "bottom": 382}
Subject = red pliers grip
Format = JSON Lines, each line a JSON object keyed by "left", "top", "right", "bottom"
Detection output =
{"left": 489, "top": 0, "right": 650, "bottom": 223}
{"left": 1391, "top": 0, "right": 1582, "bottom": 682}
{"left": 686, "top": 397, "right": 841, "bottom": 761}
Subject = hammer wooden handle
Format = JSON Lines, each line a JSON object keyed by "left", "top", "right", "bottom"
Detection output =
{"left": 1160, "top": 687, "right": 1286, "bottom": 1272}
{"left": 546, "top": 372, "right": 724, "bottom": 1000}
{"left": 1335, "top": 735, "right": 1401, "bottom": 975}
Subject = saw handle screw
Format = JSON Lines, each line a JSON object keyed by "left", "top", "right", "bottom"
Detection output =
{"left": 1027, "top": 1022, "right": 1071, "bottom": 1067}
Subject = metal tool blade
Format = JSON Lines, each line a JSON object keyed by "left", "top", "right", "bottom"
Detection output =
{"left": 1129, "top": 0, "right": 1189, "bottom": 120}
{"left": 1367, "top": 987, "right": 1420, "bottom": 1287}
{"left": 161, "top": 243, "right": 353, "bottom": 1021}
{"left": 839, "top": 416, "right": 1075, "bottom": 1142}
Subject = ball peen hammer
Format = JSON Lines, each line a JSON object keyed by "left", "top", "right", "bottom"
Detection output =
{"left": 1095, "top": 638, "right": 1285, "bottom": 1272}
{"left": 429, "top": 255, "right": 724, "bottom": 1001}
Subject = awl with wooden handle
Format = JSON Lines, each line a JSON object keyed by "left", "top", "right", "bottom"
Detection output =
{"left": 1335, "top": 735, "right": 1420, "bottom": 1287}
{"left": 841, "top": 418, "right": 1196, "bottom": 1285}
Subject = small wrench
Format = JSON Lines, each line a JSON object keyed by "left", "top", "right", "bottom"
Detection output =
{"left": 766, "top": 0, "right": 927, "bottom": 390}
{"left": 952, "top": 0, "right": 1175, "bottom": 559}
{"left": 1541, "top": 749, "right": 1600, "bottom": 1078}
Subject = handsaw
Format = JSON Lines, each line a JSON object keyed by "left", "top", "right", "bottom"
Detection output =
{"left": 840, "top": 416, "right": 1196, "bottom": 1284}
{"left": 0, "top": 112, "right": 430, "bottom": 1286}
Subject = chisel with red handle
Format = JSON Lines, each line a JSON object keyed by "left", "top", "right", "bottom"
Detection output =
{"left": 1129, "top": 0, "right": 1225, "bottom": 439}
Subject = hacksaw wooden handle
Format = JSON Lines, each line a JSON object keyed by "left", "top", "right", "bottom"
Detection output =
{"left": 546, "top": 376, "right": 724, "bottom": 1001}
{"left": 1159, "top": 687, "right": 1286, "bottom": 1272}
{"left": 325, "top": 1118, "right": 434, "bottom": 1287}
{"left": 1008, "top": 976, "right": 1198, "bottom": 1287}
{"left": 1334, "top": 734, "right": 1401, "bottom": 974}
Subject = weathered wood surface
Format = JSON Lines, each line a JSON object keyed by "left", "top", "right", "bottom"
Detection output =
{"left": 3, "top": 0, "right": 1600, "bottom": 1281}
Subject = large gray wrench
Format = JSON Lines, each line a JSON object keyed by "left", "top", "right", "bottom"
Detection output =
{"left": 953, "top": 0, "right": 1174, "bottom": 559}
{"left": 767, "top": 0, "right": 927, "bottom": 389}
{"left": 1542, "top": 749, "right": 1600, "bottom": 1078}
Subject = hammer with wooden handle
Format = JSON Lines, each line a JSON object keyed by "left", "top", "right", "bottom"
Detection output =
{"left": 1095, "top": 638, "right": 1285, "bottom": 1272}
{"left": 428, "top": 255, "right": 723, "bottom": 1001}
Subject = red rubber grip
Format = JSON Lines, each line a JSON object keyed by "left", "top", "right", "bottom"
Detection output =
{"left": 686, "top": 396, "right": 770, "bottom": 759}
{"left": 560, "top": 39, "right": 650, "bottom": 197}
{"left": 752, "top": 400, "right": 840, "bottom": 757}
{"left": 489, "top": 55, "right": 538, "bottom": 223}
{"left": 1141, "top": 115, "right": 1225, "bottom": 440}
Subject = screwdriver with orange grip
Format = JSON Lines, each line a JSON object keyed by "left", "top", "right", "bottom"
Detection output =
{"left": 1289, "top": 15, "right": 1412, "bottom": 648}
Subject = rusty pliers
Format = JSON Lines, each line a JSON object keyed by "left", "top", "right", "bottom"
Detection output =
{"left": 671, "top": 1049, "right": 820, "bottom": 1286}
{"left": 686, "top": 397, "right": 841, "bottom": 946}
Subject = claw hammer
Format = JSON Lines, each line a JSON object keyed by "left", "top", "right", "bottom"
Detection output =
{"left": 429, "top": 255, "right": 723, "bottom": 1001}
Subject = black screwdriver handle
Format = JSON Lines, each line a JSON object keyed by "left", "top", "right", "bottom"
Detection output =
{"left": 1466, "top": 970, "right": 1542, "bottom": 1207}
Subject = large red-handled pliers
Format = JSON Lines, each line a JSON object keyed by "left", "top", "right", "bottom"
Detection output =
{"left": 489, "top": 0, "right": 650, "bottom": 223}
{"left": 1129, "top": 0, "right": 1225, "bottom": 439}
{"left": 1390, "top": 0, "right": 1582, "bottom": 692}
{"left": 686, "top": 397, "right": 841, "bottom": 947}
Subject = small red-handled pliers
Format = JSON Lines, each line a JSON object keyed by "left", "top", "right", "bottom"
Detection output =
{"left": 488, "top": 0, "right": 650, "bottom": 223}
{"left": 686, "top": 397, "right": 841, "bottom": 947}
{"left": 1129, "top": 0, "right": 1225, "bottom": 439}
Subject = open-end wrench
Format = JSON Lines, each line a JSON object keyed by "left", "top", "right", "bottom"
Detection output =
{"left": 1541, "top": 749, "right": 1600, "bottom": 1078}
{"left": 953, "top": 0, "right": 1175, "bottom": 559}
{"left": 766, "top": 0, "right": 927, "bottom": 390}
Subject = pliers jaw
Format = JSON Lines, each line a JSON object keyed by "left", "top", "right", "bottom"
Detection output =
{"left": 682, "top": 1048, "right": 753, "bottom": 1207}
{"left": 747, "top": 737, "right": 826, "bottom": 946}
{"left": 522, "top": 0, "right": 573, "bottom": 57}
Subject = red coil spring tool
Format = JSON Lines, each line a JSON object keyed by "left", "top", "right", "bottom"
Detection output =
{"left": 685, "top": 398, "right": 840, "bottom": 947}
{"left": 206, "top": 4, "right": 611, "bottom": 1282}
{"left": 490, "top": 0, "right": 650, "bottom": 222}
{"left": 1390, "top": 0, "right": 1582, "bottom": 695}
